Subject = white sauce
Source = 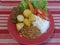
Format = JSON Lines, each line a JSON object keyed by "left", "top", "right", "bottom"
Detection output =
{"left": 32, "top": 15, "right": 50, "bottom": 33}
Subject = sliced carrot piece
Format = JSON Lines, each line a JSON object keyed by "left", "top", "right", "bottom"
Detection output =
{"left": 28, "top": 1, "right": 35, "bottom": 13}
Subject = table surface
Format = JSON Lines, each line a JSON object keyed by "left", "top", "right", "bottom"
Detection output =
{"left": 0, "top": 0, "right": 60, "bottom": 45}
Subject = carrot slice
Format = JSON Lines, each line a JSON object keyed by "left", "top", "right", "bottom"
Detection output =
{"left": 28, "top": 1, "right": 35, "bottom": 13}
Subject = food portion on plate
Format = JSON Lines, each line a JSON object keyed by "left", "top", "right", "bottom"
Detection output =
{"left": 11, "top": 0, "right": 49, "bottom": 39}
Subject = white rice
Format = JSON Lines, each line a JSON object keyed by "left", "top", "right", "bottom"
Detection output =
{"left": 32, "top": 15, "right": 50, "bottom": 33}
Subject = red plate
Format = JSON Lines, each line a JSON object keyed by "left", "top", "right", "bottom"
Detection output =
{"left": 8, "top": 11, "right": 54, "bottom": 45}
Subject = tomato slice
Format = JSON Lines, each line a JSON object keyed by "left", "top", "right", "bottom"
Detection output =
{"left": 35, "top": 8, "right": 48, "bottom": 20}
{"left": 36, "top": 8, "right": 45, "bottom": 16}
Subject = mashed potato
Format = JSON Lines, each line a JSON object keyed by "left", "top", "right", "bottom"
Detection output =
{"left": 32, "top": 15, "right": 50, "bottom": 33}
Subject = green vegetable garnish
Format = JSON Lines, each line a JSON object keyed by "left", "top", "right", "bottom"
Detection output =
{"left": 18, "top": 0, "right": 29, "bottom": 9}
{"left": 18, "top": 0, "right": 48, "bottom": 13}
{"left": 31, "top": 0, "right": 48, "bottom": 12}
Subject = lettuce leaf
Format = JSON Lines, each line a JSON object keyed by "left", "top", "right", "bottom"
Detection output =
{"left": 18, "top": 0, "right": 29, "bottom": 9}
{"left": 18, "top": 0, "right": 48, "bottom": 13}
{"left": 31, "top": 0, "right": 48, "bottom": 12}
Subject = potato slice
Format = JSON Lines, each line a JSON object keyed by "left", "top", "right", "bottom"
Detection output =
{"left": 16, "top": 23, "right": 24, "bottom": 31}
{"left": 24, "top": 18, "right": 31, "bottom": 26}
{"left": 29, "top": 15, "right": 36, "bottom": 22}
{"left": 23, "top": 9, "right": 32, "bottom": 18}
{"left": 17, "top": 15, "right": 24, "bottom": 22}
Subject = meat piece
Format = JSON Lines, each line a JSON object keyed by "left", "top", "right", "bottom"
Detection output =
{"left": 11, "top": 7, "right": 24, "bottom": 23}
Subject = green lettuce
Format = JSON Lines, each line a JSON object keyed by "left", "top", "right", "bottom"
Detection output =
{"left": 31, "top": 0, "right": 48, "bottom": 12}
{"left": 18, "top": 0, "right": 29, "bottom": 9}
{"left": 18, "top": 0, "right": 48, "bottom": 12}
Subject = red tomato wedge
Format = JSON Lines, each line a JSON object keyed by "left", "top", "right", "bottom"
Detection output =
{"left": 36, "top": 8, "right": 45, "bottom": 15}
{"left": 35, "top": 8, "right": 48, "bottom": 20}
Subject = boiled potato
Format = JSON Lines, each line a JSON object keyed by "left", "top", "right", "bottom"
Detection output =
{"left": 29, "top": 15, "right": 36, "bottom": 22}
{"left": 23, "top": 9, "right": 32, "bottom": 18}
{"left": 24, "top": 18, "right": 31, "bottom": 26}
{"left": 16, "top": 23, "right": 24, "bottom": 31}
{"left": 17, "top": 15, "right": 24, "bottom": 22}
